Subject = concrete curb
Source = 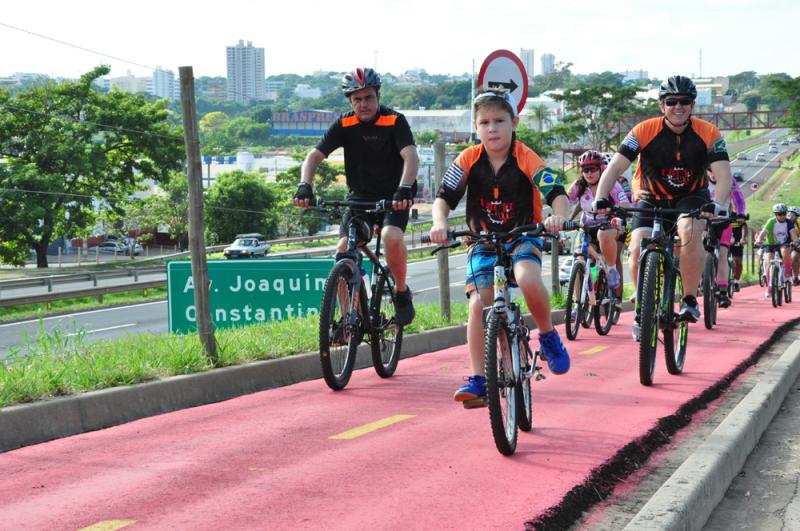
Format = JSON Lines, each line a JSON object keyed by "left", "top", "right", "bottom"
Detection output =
{"left": 624, "top": 338, "right": 800, "bottom": 531}
{"left": 0, "top": 300, "right": 625, "bottom": 453}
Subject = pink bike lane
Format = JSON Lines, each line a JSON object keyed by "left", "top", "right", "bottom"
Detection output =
{"left": 0, "top": 286, "right": 797, "bottom": 530}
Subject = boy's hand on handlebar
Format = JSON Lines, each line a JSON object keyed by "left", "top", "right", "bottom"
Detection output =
{"left": 428, "top": 223, "right": 450, "bottom": 245}
{"left": 544, "top": 215, "right": 565, "bottom": 234}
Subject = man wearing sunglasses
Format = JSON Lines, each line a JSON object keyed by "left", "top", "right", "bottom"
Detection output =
{"left": 593, "top": 75, "right": 733, "bottom": 339}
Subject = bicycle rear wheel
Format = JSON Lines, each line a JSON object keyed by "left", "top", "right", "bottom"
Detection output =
{"left": 485, "top": 311, "right": 518, "bottom": 456}
{"left": 515, "top": 326, "right": 533, "bottom": 432}
{"left": 638, "top": 252, "right": 663, "bottom": 386}
{"left": 564, "top": 261, "right": 584, "bottom": 340}
{"left": 703, "top": 252, "right": 717, "bottom": 330}
{"left": 370, "top": 271, "right": 403, "bottom": 378}
{"left": 771, "top": 265, "right": 781, "bottom": 308}
{"left": 319, "top": 262, "right": 364, "bottom": 390}
{"left": 664, "top": 266, "right": 688, "bottom": 375}
{"left": 785, "top": 280, "right": 793, "bottom": 303}
{"left": 593, "top": 269, "right": 614, "bottom": 336}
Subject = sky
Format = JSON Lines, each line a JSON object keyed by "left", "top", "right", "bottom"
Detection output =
{"left": 1, "top": 0, "right": 798, "bottom": 82}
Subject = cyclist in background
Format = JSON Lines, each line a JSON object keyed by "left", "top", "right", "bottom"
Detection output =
{"left": 729, "top": 214, "right": 749, "bottom": 293}
{"left": 293, "top": 68, "right": 419, "bottom": 326}
{"left": 593, "top": 75, "right": 733, "bottom": 340}
{"left": 429, "top": 89, "right": 571, "bottom": 404}
{"left": 788, "top": 206, "right": 800, "bottom": 286}
{"left": 567, "top": 150, "right": 630, "bottom": 310}
{"left": 706, "top": 167, "right": 746, "bottom": 307}
{"left": 755, "top": 203, "right": 798, "bottom": 297}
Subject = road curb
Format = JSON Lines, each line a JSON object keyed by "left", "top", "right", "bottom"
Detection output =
{"left": 624, "top": 337, "right": 800, "bottom": 531}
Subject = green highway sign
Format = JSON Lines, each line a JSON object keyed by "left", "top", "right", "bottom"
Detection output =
{"left": 167, "top": 259, "right": 371, "bottom": 334}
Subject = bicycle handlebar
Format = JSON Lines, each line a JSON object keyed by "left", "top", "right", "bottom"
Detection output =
{"left": 421, "top": 220, "right": 581, "bottom": 253}
{"left": 311, "top": 198, "right": 393, "bottom": 213}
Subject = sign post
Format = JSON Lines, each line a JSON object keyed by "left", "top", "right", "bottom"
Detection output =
{"left": 477, "top": 49, "right": 529, "bottom": 116}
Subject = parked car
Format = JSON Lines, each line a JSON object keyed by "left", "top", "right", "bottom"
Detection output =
{"left": 755, "top": 153, "right": 766, "bottom": 162}
{"left": 559, "top": 257, "right": 575, "bottom": 286}
{"left": 768, "top": 145, "right": 779, "bottom": 153}
{"left": 93, "top": 241, "right": 142, "bottom": 255}
{"left": 736, "top": 152, "right": 748, "bottom": 160}
{"left": 223, "top": 233, "right": 270, "bottom": 258}
{"left": 732, "top": 169, "right": 744, "bottom": 182}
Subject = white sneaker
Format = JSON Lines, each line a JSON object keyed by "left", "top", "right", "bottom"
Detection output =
{"left": 632, "top": 321, "right": 641, "bottom": 342}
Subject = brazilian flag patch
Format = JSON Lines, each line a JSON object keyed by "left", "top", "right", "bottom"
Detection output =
{"left": 713, "top": 138, "right": 728, "bottom": 154}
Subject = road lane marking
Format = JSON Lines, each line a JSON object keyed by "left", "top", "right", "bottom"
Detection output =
{"left": 78, "top": 521, "right": 137, "bottom": 531}
{"left": 66, "top": 323, "right": 137, "bottom": 337}
{"left": 415, "top": 283, "right": 464, "bottom": 294}
{"left": 330, "top": 414, "right": 416, "bottom": 440}
{"left": 579, "top": 345, "right": 608, "bottom": 355}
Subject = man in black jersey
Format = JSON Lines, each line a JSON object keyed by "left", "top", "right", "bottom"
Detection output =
{"left": 293, "top": 68, "right": 420, "bottom": 325}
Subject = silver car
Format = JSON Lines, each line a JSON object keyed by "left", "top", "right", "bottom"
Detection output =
{"left": 223, "top": 237, "right": 270, "bottom": 258}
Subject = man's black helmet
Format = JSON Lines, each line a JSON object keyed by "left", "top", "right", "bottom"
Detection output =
{"left": 658, "top": 75, "right": 697, "bottom": 100}
{"left": 341, "top": 68, "right": 381, "bottom": 96}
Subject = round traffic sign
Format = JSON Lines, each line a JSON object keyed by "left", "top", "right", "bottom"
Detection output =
{"left": 750, "top": 182, "right": 759, "bottom": 191}
{"left": 477, "top": 49, "right": 528, "bottom": 115}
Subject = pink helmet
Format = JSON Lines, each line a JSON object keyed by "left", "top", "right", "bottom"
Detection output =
{"left": 579, "top": 150, "right": 604, "bottom": 169}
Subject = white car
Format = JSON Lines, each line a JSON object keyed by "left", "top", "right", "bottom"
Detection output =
{"left": 223, "top": 235, "right": 270, "bottom": 258}
{"left": 94, "top": 241, "right": 143, "bottom": 255}
{"left": 768, "top": 145, "right": 779, "bottom": 153}
{"left": 755, "top": 153, "right": 767, "bottom": 162}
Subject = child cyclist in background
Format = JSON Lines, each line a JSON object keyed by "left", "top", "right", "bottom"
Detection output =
{"left": 428, "top": 89, "right": 572, "bottom": 405}
{"left": 567, "top": 150, "right": 631, "bottom": 311}
{"left": 706, "top": 167, "right": 746, "bottom": 307}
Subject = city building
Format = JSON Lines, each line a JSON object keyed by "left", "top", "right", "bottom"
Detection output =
{"left": 271, "top": 110, "right": 340, "bottom": 136}
{"left": 541, "top": 53, "right": 555, "bottom": 75}
{"left": 226, "top": 40, "right": 265, "bottom": 103}
{"left": 520, "top": 48, "right": 535, "bottom": 79}
{"left": 294, "top": 84, "right": 322, "bottom": 99}
{"left": 152, "top": 67, "right": 175, "bottom": 100}
{"left": 264, "top": 80, "right": 284, "bottom": 101}
{"left": 99, "top": 70, "right": 150, "bottom": 94}
{"left": 205, "top": 78, "right": 227, "bottom": 100}
{"left": 621, "top": 69, "right": 649, "bottom": 84}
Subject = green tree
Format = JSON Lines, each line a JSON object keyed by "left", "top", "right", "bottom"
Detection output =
{"left": 226, "top": 116, "right": 271, "bottom": 145}
{"left": 415, "top": 130, "right": 441, "bottom": 145}
{"left": 274, "top": 158, "right": 343, "bottom": 236}
{"left": 515, "top": 124, "right": 555, "bottom": 157}
{"left": 765, "top": 75, "right": 800, "bottom": 132}
{"left": 199, "top": 111, "right": 230, "bottom": 134}
{"left": 204, "top": 170, "right": 279, "bottom": 244}
{"left": 0, "top": 65, "right": 183, "bottom": 267}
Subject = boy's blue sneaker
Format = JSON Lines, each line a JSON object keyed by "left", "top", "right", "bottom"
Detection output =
{"left": 607, "top": 268, "right": 620, "bottom": 290}
{"left": 453, "top": 375, "right": 487, "bottom": 401}
{"left": 539, "top": 330, "right": 570, "bottom": 375}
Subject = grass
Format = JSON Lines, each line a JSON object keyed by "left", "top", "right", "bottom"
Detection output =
{"left": 725, "top": 129, "right": 768, "bottom": 143}
{"left": 745, "top": 150, "right": 800, "bottom": 228}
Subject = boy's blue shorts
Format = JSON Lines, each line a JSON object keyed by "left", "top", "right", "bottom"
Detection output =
{"left": 464, "top": 235, "right": 543, "bottom": 297}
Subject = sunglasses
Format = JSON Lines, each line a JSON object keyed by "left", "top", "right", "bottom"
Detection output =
{"left": 777, "top": 212, "right": 787, "bottom": 216}
{"left": 664, "top": 97, "right": 693, "bottom": 107}
{"left": 581, "top": 165, "right": 601, "bottom": 172}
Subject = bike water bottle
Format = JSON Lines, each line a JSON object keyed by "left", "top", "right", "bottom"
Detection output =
{"left": 360, "top": 267, "right": 372, "bottom": 298}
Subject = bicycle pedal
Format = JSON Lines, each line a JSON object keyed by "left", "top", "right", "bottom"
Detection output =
{"left": 534, "top": 367, "right": 547, "bottom": 381}
{"left": 462, "top": 397, "right": 488, "bottom": 409}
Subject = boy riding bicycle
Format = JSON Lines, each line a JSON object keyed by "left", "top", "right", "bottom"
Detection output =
{"left": 428, "top": 89, "right": 571, "bottom": 404}
{"left": 755, "top": 203, "right": 799, "bottom": 297}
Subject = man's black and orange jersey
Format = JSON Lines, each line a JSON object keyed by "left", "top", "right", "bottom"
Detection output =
{"left": 436, "top": 139, "right": 566, "bottom": 234}
{"left": 315, "top": 105, "right": 415, "bottom": 199}
{"left": 618, "top": 116, "right": 729, "bottom": 201}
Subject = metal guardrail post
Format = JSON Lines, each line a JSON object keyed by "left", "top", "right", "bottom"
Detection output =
{"left": 434, "top": 140, "right": 451, "bottom": 321}
{"left": 46, "top": 278, "right": 53, "bottom": 292}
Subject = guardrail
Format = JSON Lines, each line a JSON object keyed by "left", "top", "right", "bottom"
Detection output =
{"left": 0, "top": 266, "right": 165, "bottom": 295}
{"left": 0, "top": 280, "right": 166, "bottom": 308}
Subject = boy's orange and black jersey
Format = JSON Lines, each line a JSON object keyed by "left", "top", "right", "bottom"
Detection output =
{"left": 618, "top": 116, "right": 729, "bottom": 201}
{"left": 316, "top": 105, "right": 415, "bottom": 199}
{"left": 436, "top": 139, "right": 566, "bottom": 234}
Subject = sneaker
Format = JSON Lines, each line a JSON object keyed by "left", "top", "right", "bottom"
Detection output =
{"left": 453, "top": 375, "right": 487, "bottom": 401}
{"left": 632, "top": 316, "right": 641, "bottom": 342}
{"left": 538, "top": 330, "right": 570, "bottom": 375}
{"left": 733, "top": 280, "right": 741, "bottom": 292}
{"left": 765, "top": 290, "right": 771, "bottom": 299}
{"left": 678, "top": 295, "right": 700, "bottom": 323}
{"left": 607, "top": 268, "right": 620, "bottom": 290}
{"left": 394, "top": 288, "right": 415, "bottom": 326}
{"left": 718, "top": 291, "right": 731, "bottom": 308}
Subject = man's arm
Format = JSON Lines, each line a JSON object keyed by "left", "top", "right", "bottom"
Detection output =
{"left": 709, "top": 160, "right": 733, "bottom": 211}
{"left": 596, "top": 153, "right": 632, "bottom": 201}
{"left": 429, "top": 197, "right": 451, "bottom": 244}
{"left": 293, "top": 149, "right": 327, "bottom": 208}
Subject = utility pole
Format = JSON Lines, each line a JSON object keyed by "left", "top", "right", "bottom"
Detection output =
{"left": 434, "top": 140, "right": 451, "bottom": 321}
{"left": 179, "top": 66, "right": 217, "bottom": 364}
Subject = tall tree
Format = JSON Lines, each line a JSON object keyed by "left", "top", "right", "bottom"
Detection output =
{"left": 204, "top": 170, "right": 280, "bottom": 244}
{"left": 765, "top": 75, "right": 800, "bottom": 132}
{"left": 0, "top": 65, "right": 184, "bottom": 267}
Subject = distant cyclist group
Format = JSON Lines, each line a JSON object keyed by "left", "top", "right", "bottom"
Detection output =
{"left": 291, "top": 68, "right": 797, "bottom": 453}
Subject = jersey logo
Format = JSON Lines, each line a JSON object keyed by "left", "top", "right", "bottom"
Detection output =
{"left": 621, "top": 132, "right": 640, "bottom": 152}
{"left": 712, "top": 138, "right": 728, "bottom": 154}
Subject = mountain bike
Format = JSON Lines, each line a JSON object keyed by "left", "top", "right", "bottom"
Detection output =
{"left": 424, "top": 221, "right": 576, "bottom": 455}
{"left": 313, "top": 199, "right": 403, "bottom": 390}
{"left": 564, "top": 222, "right": 621, "bottom": 340}
{"left": 757, "top": 243, "right": 792, "bottom": 307}
{"left": 614, "top": 205, "right": 711, "bottom": 386}
{"left": 700, "top": 216, "right": 730, "bottom": 329}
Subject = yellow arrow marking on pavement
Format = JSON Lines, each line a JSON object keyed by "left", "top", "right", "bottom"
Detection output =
{"left": 579, "top": 345, "right": 608, "bottom": 355}
{"left": 78, "top": 521, "right": 136, "bottom": 531}
{"left": 330, "top": 414, "right": 416, "bottom": 440}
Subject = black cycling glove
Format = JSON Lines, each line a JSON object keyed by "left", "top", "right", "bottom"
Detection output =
{"left": 702, "top": 201, "right": 727, "bottom": 217}
{"left": 294, "top": 182, "right": 315, "bottom": 203}
{"left": 393, "top": 184, "right": 414, "bottom": 204}
{"left": 592, "top": 197, "right": 613, "bottom": 212}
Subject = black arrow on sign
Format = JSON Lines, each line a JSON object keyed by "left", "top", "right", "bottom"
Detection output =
{"left": 488, "top": 78, "right": 519, "bottom": 93}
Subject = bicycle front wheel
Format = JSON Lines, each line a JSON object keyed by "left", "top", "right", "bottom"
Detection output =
{"left": 564, "top": 261, "right": 585, "bottom": 340}
{"left": 593, "top": 268, "right": 614, "bottom": 336}
{"left": 703, "top": 252, "right": 717, "bottom": 329}
{"left": 319, "top": 262, "right": 364, "bottom": 390}
{"left": 664, "top": 266, "right": 688, "bottom": 375}
{"left": 638, "top": 252, "right": 663, "bottom": 386}
{"left": 771, "top": 265, "right": 781, "bottom": 308}
{"left": 370, "top": 271, "right": 404, "bottom": 378}
{"left": 485, "top": 312, "right": 518, "bottom": 456}
{"left": 785, "top": 280, "right": 793, "bottom": 303}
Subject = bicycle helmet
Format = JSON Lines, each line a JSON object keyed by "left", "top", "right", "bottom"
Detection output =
{"left": 341, "top": 68, "right": 381, "bottom": 96}
{"left": 600, "top": 152, "right": 613, "bottom": 170}
{"left": 579, "top": 150, "right": 604, "bottom": 169}
{"left": 658, "top": 75, "right": 697, "bottom": 100}
{"left": 788, "top": 206, "right": 800, "bottom": 216}
{"left": 773, "top": 203, "right": 788, "bottom": 214}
